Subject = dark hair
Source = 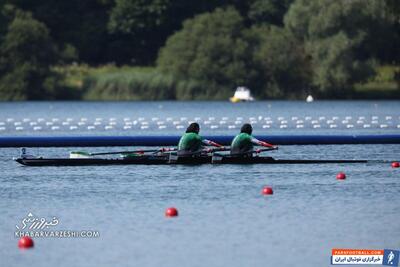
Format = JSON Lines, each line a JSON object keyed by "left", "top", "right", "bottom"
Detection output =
{"left": 186, "top": 122, "right": 200, "bottom": 134}
{"left": 240, "top": 123, "right": 252, "bottom": 134}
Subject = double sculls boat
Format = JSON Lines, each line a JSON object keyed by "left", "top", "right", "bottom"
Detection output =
{"left": 14, "top": 147, "right": 369, "bottom": 166}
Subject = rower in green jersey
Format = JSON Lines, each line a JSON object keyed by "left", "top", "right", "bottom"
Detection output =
{"left": 178, "top": 122, "right": 223, "bottom": 156}
{"left": 230, "top": 123, "right": 277, "bottom": 156}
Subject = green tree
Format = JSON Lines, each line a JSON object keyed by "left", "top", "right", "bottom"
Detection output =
{"left": 0, "top": 8, "right": 59, "bottom": 100}
{"left": 108, "top": 0, "right": 224, "bottom": 65}
{"left": 157, "top": 7, "right": 257, "bottom": 99}
{"left": 284, "top": 0, "right": 385, "bottom": 96}
{"left": 248, "top": 0, "right": 294, "bottom": 26}
{"left": 252, "top": 26, "right": 311, "bottom": 98}
{"left": 10, "top": 0, "right": 112, "bottom": 64}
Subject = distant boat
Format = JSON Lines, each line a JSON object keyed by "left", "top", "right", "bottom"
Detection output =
{"left": 230, "top": 86, "right": 254, "bottom": 103}
{"left": 306, "top": 95, "right": 314, "bottom": 103}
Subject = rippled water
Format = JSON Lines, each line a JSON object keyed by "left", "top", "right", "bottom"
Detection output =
{"left": 1, "top": 101, "right": 400, "bottom": 267}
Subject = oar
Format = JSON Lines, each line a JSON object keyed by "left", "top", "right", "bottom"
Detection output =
{"left": 89, "top": 148, "right": 176, "bottom": 156}
{"left": 171, "top": 146, "right": 230, "bottom": 158}
{"left": 254, "top": 147, "right": 278, "bottom": 154}
{"left": 213, "top": 146, "right": 278, "bottom": 157}
{"left": 70, "top": 148, "right": 178, "bottom": 159}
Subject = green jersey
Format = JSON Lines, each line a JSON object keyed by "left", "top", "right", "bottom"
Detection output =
{"left": 178, "top": 132, "right": 203, "bottom": 152}
{"left": 230, "top": 133, "right": 254, "bottom": 154}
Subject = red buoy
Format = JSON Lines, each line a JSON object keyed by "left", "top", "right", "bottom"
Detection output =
{"left": 336, "top": 172, "right": 346, "bottom": 180}
{"left": 391, "top": 162, "right": 400, "bottom": 168}
{"left": 261, "top": 186, "right": 273, "bottom": 195}
{"left": 165, "top": 207, "right": 178, "bottom": 217}
{"left": 18, "top": 237, "right": 34, "bottom": 249}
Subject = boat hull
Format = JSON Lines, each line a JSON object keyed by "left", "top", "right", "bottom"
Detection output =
{"left": 15, "top": 156, "right": 368, "bottom": 166}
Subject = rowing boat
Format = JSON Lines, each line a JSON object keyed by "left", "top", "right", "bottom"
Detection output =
{"left": 15, "top": 155, "right": 368, "bottom": 166}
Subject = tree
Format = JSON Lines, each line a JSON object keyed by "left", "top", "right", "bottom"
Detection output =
{"left": 248, "top": 0, "right": 294, "bottom": 26}
{"left": 157, "top": 7, "right": 257, "bottom": 99}
{"left": 284, "top": 0, "right": 383, "bottom": 95}
{"left": 108, "top": 0, "right": 224, "bottom": 65}
{"left": 0, "top": 8, "right": 59, "bottom": 100}
{"left": 252, "top": 26, "right": 311, "bottom": 98}
{"left": 10, "top": 0, "right": 112, "bottom": 64}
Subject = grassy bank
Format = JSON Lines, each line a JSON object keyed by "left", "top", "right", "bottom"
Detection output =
{"left": 354, "top": 65, "right": 400, "bottom": 99}
{"left": 54, "top": 64, "right": 230, "bottom": 100}
{"left": 54, "top": 64, "right": 399, "bottom": 100}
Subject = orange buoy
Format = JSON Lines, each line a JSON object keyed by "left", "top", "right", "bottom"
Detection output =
{"left": 18, "top": 237, "right": 34, "bottom": 249}
{"left": 391, "top": 162, "right": 400, "bottom": 168}
{"left": 336, "top": 172, "right": 346, "bottom": 180}
{"left": 165, "top": 207, "right": 178, "bottom": 217}
{"left": 261, "top": 186, "right": 273, "bottom": 195}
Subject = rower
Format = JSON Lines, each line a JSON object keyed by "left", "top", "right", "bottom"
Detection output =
{"left": 230, "top": 123, "right": 277, "bottom": 156}
{"left": 178, "top": 122, "right": 223, "bottom": 156}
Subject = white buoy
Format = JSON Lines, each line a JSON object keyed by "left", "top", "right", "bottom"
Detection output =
{"left": 306, "top": 95, "right": 314, "bottom": 102}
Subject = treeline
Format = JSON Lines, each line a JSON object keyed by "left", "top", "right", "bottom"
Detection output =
{"left": 0, "top": 0, "right": 399, "bottom": 100}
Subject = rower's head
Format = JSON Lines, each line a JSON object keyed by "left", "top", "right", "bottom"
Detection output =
{"left": 240, "top": 123, "right": 252, "bottom": 135}
{"left": 186, "top": 122, "right": 200, "bottom": 134}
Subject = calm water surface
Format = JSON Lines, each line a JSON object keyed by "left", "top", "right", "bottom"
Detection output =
{"left": 1, "top": 101, "right": 399, "bottom": 267}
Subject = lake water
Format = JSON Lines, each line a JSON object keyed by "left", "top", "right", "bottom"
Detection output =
{"left": 1, "top": 101, "right": 400, "bottom": 267}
